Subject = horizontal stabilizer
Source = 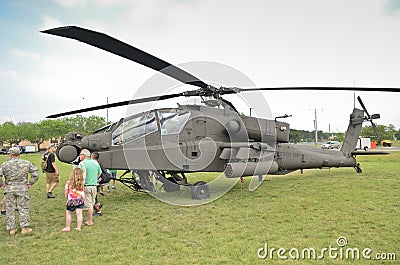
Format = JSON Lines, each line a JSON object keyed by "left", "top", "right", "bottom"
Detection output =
{"left": 351, "top": 150, "right": 390, "bottom": 156}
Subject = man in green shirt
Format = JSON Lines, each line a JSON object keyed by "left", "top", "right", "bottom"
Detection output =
{"left": 78, "top": 149, "right": 101, "bottom": 226}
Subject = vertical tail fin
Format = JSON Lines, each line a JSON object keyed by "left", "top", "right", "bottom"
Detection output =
{"left": 341, "top": 108, "right": 364, "bottom": 156}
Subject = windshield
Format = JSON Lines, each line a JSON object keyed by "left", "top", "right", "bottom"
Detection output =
{"left": 158, "top": 109, "right": 190, "bottom": 135}
{"left": 112, "top": 112, "right": 157, "bottom": 145}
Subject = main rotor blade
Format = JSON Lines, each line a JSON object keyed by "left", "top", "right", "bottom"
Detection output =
{"left": 235, "top": 86, "right": 400, "bottom": 93}
{"left": 41, "top": 26, "right": 208, "bottom": 89}
{"left": 46, "top": 93, "right": 183, "bottom": 118}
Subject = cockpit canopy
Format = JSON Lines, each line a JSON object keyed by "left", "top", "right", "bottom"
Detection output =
{"left": 111, "top": 109, "right": 190, "bottom": 145}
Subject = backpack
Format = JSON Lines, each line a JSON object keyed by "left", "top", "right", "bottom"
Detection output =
{"left": 41, "top": 153, "right": 49, "bottom": 171}
{"left": 98, "top": 163, "right": 111, "bottom": 184}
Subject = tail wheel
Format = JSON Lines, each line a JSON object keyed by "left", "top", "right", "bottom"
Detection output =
{"left": 191, "top": 181, "right": 210, "bottom": 200}
{"left": 354, "top": 163, "right": 362, "bottom": 173}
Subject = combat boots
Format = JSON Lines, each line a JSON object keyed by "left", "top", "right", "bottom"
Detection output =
{"left": 21, "top": 227, "right": 32, "bottom": 234}
{"left": 9, "top": 229, "right": 17, "bottom": 235}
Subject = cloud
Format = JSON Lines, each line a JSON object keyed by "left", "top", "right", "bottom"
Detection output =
{"left": 0, "top": 70, "right": 17, "bottom": 79}
{"left": 55, "top": 0, "right": 133, "bottom": 9}
{"left": 9, "top": 49, "right": 41, "bottom": 61}
{"left": 91, "top": 0, "right": 133, "bottom": 8}
{"left": 41, "top": 15, "right": 62, "bottom": 29}
{"left": 55, "top": 0, "right": 88, "bottom": 8}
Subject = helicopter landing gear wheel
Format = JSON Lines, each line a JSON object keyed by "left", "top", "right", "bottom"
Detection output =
{"left": 191, "top": 181, "right": 210, "bottom": 200}
{"left": 354, "top": 163, "right": 362, "bottom": 173}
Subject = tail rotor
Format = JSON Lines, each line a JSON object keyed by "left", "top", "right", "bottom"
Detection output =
{"left": 357, "top": 96, "right": 381, "bottom": 144}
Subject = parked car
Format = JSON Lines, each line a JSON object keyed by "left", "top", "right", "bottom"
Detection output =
{"left": 381, "top": 140, "right": 392, "bottom": 147}
{"left": 0, "top": 148, "right": 8, "bottom": 155}
{"left": 321, "top": 141, "right": 340, "bottom": 149}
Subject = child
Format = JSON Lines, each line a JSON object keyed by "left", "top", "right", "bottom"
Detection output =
{"left": 62, "top": 168, "right": 85, "bottom": 232}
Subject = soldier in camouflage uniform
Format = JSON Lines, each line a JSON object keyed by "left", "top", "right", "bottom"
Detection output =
{"left": 0, "top": 147, "right": 39, "bottom": 235}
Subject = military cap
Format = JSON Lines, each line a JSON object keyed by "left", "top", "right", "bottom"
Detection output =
{"left": 9, "top": 147, "right": 20, "bottom": 155}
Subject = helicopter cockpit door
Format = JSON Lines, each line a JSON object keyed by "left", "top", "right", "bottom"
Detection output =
{"left": 157, "top": 109, "right": 191, "bottom": 169}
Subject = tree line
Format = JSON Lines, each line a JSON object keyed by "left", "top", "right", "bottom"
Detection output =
{"left": 0, "top": 115, "right": 109, "bottom": 148}
{"left": 290, "top": 124, "right": 400, "bottom": 143}
{"left": 360, "top": 124, "right": 400, "bottom": 141}
{"left": 289, "top": 129, "right": 344, "bottom": 143}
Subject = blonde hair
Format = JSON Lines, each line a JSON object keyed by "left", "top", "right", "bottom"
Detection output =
{"left": 68, "top": 168, "right": 84, "bottom": 191}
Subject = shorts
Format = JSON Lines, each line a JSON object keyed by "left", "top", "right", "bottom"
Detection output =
{"left": 66, "top": 203, "right": 84, "bottom": 212}
{"left": 83, "top": 186, "right": 97, "bottom": 210}
{"left": 45, "top": 172, "right": 59, "bottom": 184}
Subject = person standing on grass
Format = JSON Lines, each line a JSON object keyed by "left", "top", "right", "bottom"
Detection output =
{"left": 43, "top": 144, "right": 60, "bottom": 198}
{"left": 1, "top": 155, "right": 11, "bottom": 216}
{"left": 62, "top": 168, "right": 85, "bottom": 232}
{"left": 109, "top": 169, "right": 117, "bottom": 189}
{"left": 79, "top": 149, "right": 101, "bottom": 226}
{"left": 0, "top": 147, "right": 39, "bottom": 235}
{"left": 91, "top": 152, "right": 108, "bottom": 216}
{"left": 91, "top": 152, "right": 110, "bottom": 196}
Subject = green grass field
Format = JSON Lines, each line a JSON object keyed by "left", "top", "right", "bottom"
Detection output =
{"left": 0, "top": 152, "right": 398, "bottom": 264}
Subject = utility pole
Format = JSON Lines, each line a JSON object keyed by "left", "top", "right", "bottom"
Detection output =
{"left": 106, "top": 97, "right": 109, "bottom": 123}
{"left": 314, "top": 108, "right": 318, "bottom": 145}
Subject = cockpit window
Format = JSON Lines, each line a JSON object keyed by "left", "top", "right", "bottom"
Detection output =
{"left": 112, "top": 112, "right": 157, "bottom": 145}
{"left": 158, "top": 109, "right": 190, "bottom": 135}
{"left": 92, "top": 122, "right": 116, "bottom": 134}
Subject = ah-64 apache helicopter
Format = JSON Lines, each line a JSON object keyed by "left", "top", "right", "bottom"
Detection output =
{"left": 42, "top": 26, "right": 399, "bottom": 200}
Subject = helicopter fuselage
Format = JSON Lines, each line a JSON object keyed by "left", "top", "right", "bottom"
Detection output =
{"left": 56, "top": 103, "right": 359, "bottom": 178}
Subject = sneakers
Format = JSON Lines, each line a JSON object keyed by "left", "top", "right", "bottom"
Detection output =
{"left": 1, "top": 210, "right": 5, "bottom": 216}
{"left": 21, "top": 227, "right": 32, "bottom": 234}
{"left": 94, "top": 211, "right": 103, "bottom": 216}
{"left": 46, "top": 192, "right": 55, "bottom": 199}
{"left": 112, "top": 186, "right": 115, "bottom": 189}
{"left": 9, "top": 229, "right": 17, "bottom": 235}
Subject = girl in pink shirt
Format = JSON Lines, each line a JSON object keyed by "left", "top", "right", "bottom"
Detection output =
{"left": 62, "top": 168, "right": 85, "bottom": 232}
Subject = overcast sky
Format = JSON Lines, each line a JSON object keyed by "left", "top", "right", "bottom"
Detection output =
{"left": 1, "top": 0, "right": 400, "bottom": 132}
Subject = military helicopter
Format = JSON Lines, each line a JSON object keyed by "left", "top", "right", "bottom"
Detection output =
{"left": 42, "top": 26, "right": 399, "bottom": 200}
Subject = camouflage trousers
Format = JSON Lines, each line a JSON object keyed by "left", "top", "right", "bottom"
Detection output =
{"left": 5, "top": 190, "right": 30, "bottom": 231}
